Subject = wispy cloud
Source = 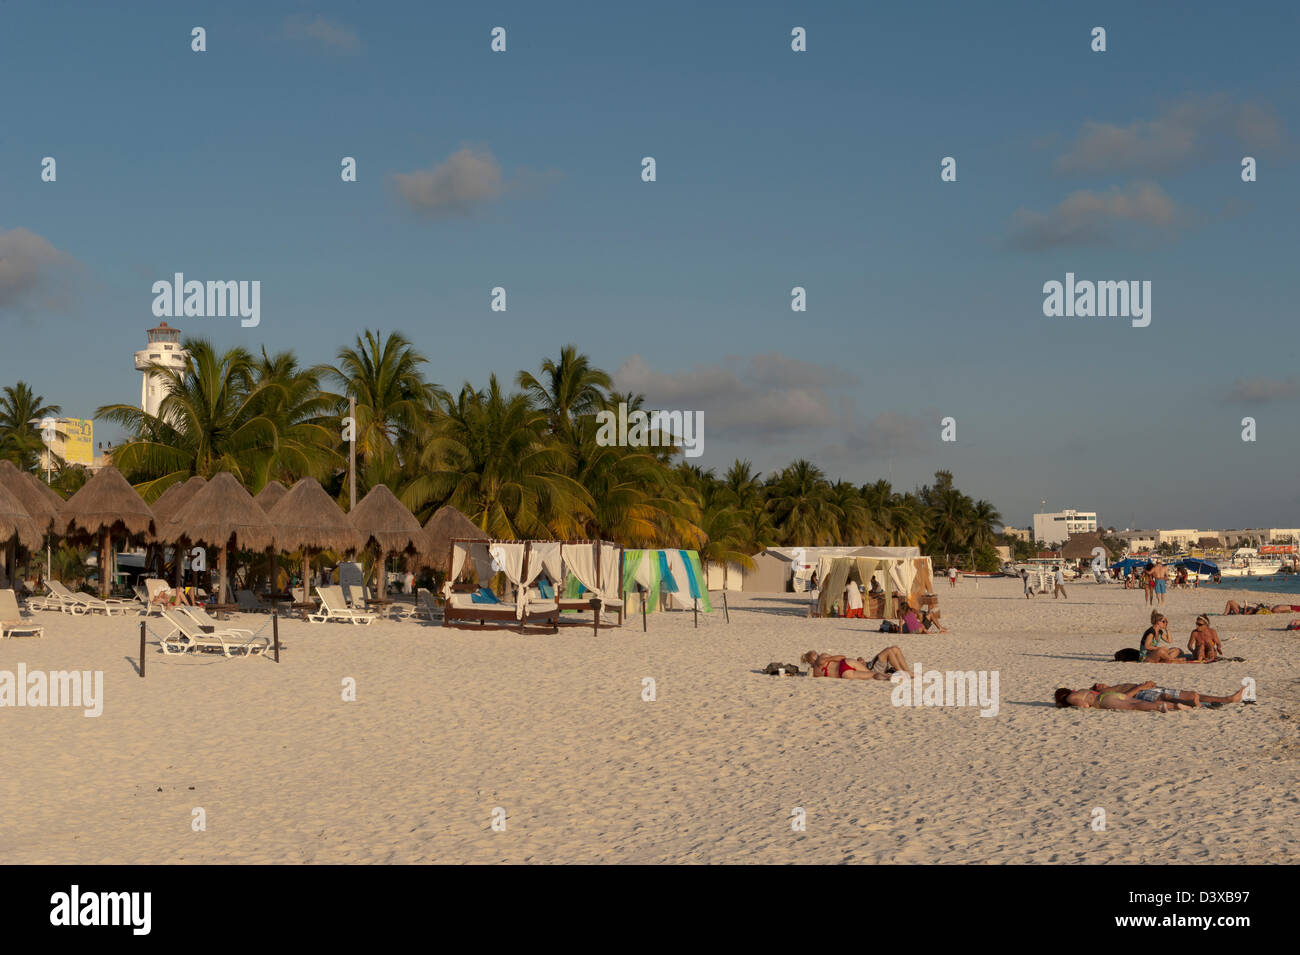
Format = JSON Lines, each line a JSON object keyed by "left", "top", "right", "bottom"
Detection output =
{"left": 1007, "top": 181, "right": 1187, "bottom": 250}
{"left": 284, "top": 15, "right": 363, "bottom": 56}
{"left": 1053, "top": 95, "right": 1285, "bottom": 176}
{"left": 0, "top": 226, "right": 77, "bottom": 311}
{"left": 390, "top": 148, "right": 509, "bottom": 219}
{"left": 1227, "top": 376, "right": 1300, "bottom": 403}
{"left": 613, "top": 353, "right": 856, "bottom": 441}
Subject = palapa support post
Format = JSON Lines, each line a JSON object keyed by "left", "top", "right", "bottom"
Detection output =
{"left": 593, "top": 539, "right": 601, "bottom": 637}
{"left": 641, "top": 585, "right": 647, "bottom": 632}
{"left": 273, "top": 613, "right": 280, "bottom": 663}
{"left": 139, "top": 620, "right": 146, "bottom": 678}
{"left": 520, "top": 540, "right": 531, "bottom": 635}
{"left": 693, "top": 597, "right": 698, "bottom": 628}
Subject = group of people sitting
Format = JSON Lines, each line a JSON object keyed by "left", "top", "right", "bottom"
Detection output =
{"left": 1054, "top": 681, "right": 1250, "bottom": 712}
{"left": 840, "top": 576, "right": 946, "bottom": 633}
{"left": 1113, "top": 611, "right": 1226, "bottom": 663}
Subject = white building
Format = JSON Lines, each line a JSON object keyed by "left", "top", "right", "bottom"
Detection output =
{"left": 134, "top": 322, "right": 188, "bottom": 418}
{"left": 1033, "top": 509, "right": 1098, "bottom": 546}
{"left": 1156, "top": 529, "right": 1199, "bottom": 550}
{"left": 1267, "top": 529, "right": 1300, "bottom": 544}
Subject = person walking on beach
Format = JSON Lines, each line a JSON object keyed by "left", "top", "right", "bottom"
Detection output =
{"left": 1143, "top": 562, "right": 1156, "bottom": 606}
{"left": 1053, "top": 565, "right": 1067, "bottom": 599}
{"left": 1021, "top": 568, "right": 1033, "bottom": 599}
{"left": 948, "top": 566, "right": 958, "bottom": 589}
{"left": 1152, "top": 559, "right": 1169, "bottom": 607}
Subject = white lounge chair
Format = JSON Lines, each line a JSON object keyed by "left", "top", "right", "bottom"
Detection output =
{"left": 178, "top": 605, "right": 256, "bottom": 641}
{"left": 158, "top": 609, "right": 269, "bottom": 657}
{"left": 28, "top": 581, "right": 84, "bottom": 614}
{"left": 309, "top": 586, "right": 375, "bottom": 625}
{"left": 45, "top": 581, "right": 136, "bottom": 616}
{"left": 0, "top": 589, "right": 44, "bottom": 638}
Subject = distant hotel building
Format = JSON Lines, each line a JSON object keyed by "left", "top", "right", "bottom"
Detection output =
{"left": 134, "top": 322, "right": 188, "bottom": 417}
{"left": 1033, "top": 509, "right": 1098, "bottom": 546}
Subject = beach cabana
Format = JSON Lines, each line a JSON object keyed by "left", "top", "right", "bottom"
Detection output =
{"left": 1061, "top": 532, "right": 1110, "bottom": 563}
{"left": 440, "top": 538, "right": 561, "bottom": 631}
{"left": 267, "top": 477, "right": 363, "bottom": 599}
{"left": 621, "top": 549, "right": 710, "bottom": 615}
{"left": 348, "top": 484, "right": 424, "bottom": 600}
{"left": 163, "top": 472, "right": 275, "bottom": 605}
{"left": 811, "top": 548, "right": 935, "bottom": 619}
{"left": 58, "top": 466, "right": 156, "bottom": 597}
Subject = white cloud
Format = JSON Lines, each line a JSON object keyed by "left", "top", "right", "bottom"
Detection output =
{"left": 1008, "top": 182, "right": 1186, "bottom": 250}
{"left": 284, "top": 15, "right": 363, "bottom": 55}
{"left": 0, "top": 227, "right": 74, "bottom": 309}
{"left": 390, "top": 148, "right": 507, "bottom": 219}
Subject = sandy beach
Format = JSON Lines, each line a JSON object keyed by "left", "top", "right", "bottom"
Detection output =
{"left": 3, "top": 578, "right": 1298, "bottom": 864}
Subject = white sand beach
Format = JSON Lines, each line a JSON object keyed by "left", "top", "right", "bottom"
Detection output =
{"left": 3, "top": 579, "right": 1298, "bottom": 864}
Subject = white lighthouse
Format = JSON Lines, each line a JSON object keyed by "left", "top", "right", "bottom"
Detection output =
{"left": 134, "top": 322, "right": 188, "bottom": 417}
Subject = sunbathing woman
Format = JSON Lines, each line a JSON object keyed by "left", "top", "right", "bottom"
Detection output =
{"left": 802, "top": 647, "right": 909, "bottom": 681}
{"left": 919, "top": 608, "right": 947, "bottom": 633}
{"left": 1138, "top": 611, "right": 1194, "bottom": 663}
{"left": 1224, "top": 600, "right": 1300, "bottom": 615}
{"left": 1054, "top": 685, "right": 1192, "bottom": 711}
{"left": 1090, "top": 680, "right": 1248, "bottom": 708}
{"left": 1187, "top": 615, "right": 1223, "bottom": 661}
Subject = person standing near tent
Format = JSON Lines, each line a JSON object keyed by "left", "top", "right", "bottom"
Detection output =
{"left": 1053, "top": 565, "right": 1067, "bottom": 599}
{"left": 843, "top": 578, "right": 865, "bottom": 618}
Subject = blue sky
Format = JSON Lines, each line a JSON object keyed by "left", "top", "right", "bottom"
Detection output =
{"left": 2, "top": 0, "right": 1297, "bottom": 531}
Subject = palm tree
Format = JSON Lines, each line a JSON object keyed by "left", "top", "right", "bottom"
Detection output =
{"left": 246, "top": 349, "right": 340, "bottom": 489}
{"left": 97, "top": 340, "right": 277, "bottom": 496}
{"left": 405, "top": 376, "right": 591, "bottom": 538}
{"left": 517, "top": 346, "right": 612, "bottom": 439}
{"left": 327, "top": 330, "right": 438, "bottom": 496}
{"left": 0, "top": 382, "right": 61, "bottom": 470}
{"left": 766, "top": 460, "right": 841, "bottom": 545}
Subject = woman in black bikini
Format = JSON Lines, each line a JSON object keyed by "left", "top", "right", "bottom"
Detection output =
{"left": 802, "top": 647, "right": 909, "bottom": 681}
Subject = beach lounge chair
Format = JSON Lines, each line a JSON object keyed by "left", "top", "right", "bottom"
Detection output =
{"left": 0, "top": 589, "right": 44, "bottom": 638}
{"left": 27, "top": 581, "right": 83, "bottom": 614}
{"left": 177, "top": 604, "right": 257, "bottom": 640}
{"left": 158, "top": 608, "right": 270, "bottom": 657}
{"left": 235, "top": 589, "right": 272, "bottom": 613}
{"left": 308, "top": 586, "right": 376, "bottom": 625}
{"left": 414, "top": 587, "right": 441, "bottom": 621}
{"left": 48, "top": 580, "right": 137, "bottom": 616}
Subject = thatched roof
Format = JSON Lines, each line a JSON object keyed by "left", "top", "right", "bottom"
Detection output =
{"left": 0, "top": 460, "right": 60, "bottom": 531}
{"left": 349, "top": 484, "right": 424, "bottom": 554}
{"left": 163, "top": 471, "right": 275, "bottom": 550}
{"left": 422, "top": 504, "right": 483, "bottom": 572}
{"left": 0, "top": 480, "right": 42, "bottom": 550}
{"left": 1061, "top": 531, "right": 1110, "bottom": 560}
{"left": 268, "top": 477, "right": 363, "bottom": 554}
{"left": 254, "top": 481, "right": 288, "bottom": 512}
{"left": 59, "top": 466, "right": 155, "bottom": 540}
{"left": 150, "top": 475, "right": 206, "bottom": 530}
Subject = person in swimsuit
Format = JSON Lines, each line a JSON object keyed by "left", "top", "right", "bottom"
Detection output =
{"left": 1054, "top": 685, "right": 1191, "bottom": 711}
{"left": 919, "top": 608, "right": 947, "bottom": 633}
{"left": 1090, "top": 680, "right": 1248, "bottom": 708}
{"left": 1224, "top": 600, "right": 1298, "bottom": 615}
{"left": 802, "top": 647, "right": 909, "bottom": 681}
{"left": 1138, "top": 611, "right": 1196, "bottom": 663}
{"left": 1187, "top": 615, "right": 1223, "bottom": 661}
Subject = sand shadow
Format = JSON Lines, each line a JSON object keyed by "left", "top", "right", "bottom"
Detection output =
{"left": 1019, "top": 651, "right": 1116, "bottom": 663}
{"left": 1004, "top": 700, "right": 1057, "bottom": 708}
{"left": 124, "top": 654, "right": 143, "bottom": 676}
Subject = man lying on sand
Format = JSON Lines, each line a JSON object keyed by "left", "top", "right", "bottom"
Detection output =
{"left": 1089, "top": 680, "right": 1249, "bottom": 708}
{"left": 802, "top": 647, "right": 908, "bottom": 680}
{"left": 1055, "top": 686, "right": 1191, "bottom": 711}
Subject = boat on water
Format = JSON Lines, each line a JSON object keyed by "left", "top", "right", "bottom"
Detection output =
{"left": 1216, "top": 547, "right": 1290, "bottom": 578}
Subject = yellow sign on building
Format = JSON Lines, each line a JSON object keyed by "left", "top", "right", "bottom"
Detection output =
{"left": 62, "top": 418, "right": 94, "bottom": 465}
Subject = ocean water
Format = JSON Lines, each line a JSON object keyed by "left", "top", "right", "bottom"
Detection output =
{"left": 1198, "top": 575, "right": 1300, "bottom": 596}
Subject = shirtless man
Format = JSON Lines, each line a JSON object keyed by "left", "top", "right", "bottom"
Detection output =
{"left": 1054, "top": 685, "right": 1192, "bottom": 711}
{"left": 1151, "top": 560, "right": 1169, "bottom": 607}
{"left": 1089, "top": 680, "right": 1248, "bottom": 708}
{"left": 1187, "top": 615, "right": 1223, "bottom": 661}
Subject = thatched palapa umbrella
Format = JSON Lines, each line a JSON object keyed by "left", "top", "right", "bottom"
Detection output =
{"left": 0, "top": 461, "right": 59, "bottom": 585}
{"left": 0, "top": 481, "right": 42, "bottom": 587}
{"left": 252, "top": 482, "right": 290, "bottom": 590}
{"left": 268, "top": 477, "right": 363, "bottom": 598}
{"left": 59, "top": 466, "right": 155, "bottom": 597}
{"left": 148, "top": 476, "right": 207, "bottom": 585}
{"left": 349, "top": 484, "right": 424, "bottom": 599}
{"left": 422, "top": 504, "right": 483, "bottom": 576}
{"left": 164, "top": 472, "right": 274, "bottom": 604}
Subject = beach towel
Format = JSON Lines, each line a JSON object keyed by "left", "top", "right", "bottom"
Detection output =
{"left": 536, "top": 578, "right": 555, "bottom": 599}
{"left": 471, "top": 587, "right": 500, "bottom": 604}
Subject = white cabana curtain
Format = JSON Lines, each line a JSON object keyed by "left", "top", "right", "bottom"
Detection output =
{"left": 663, "top": 549, "right": 690, "bottom": 609}
{"left": 598, "top": 544, "right": 622, "bottom": 605}
{"left": 561, "top": 543, "right": 598, "bottom": 594}
{"left": 528, "top": 542, "right": 563, "bottom": 586}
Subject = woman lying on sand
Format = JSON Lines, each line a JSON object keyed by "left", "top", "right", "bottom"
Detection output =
{"left": 1223, "top": 600, "right": 1300, "bottom": 615}
{"left": 1089, "top": 680, "right": 1249, "bottom": 708}
{"left": 802, "top": 647, "right": 909, "bottom": 680}
{"left": 1054, "top": 686, "right": 1191, "bottom": 711}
